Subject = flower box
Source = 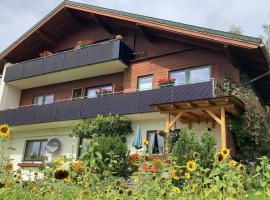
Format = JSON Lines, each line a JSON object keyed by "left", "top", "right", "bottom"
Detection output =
{"left": 75, "top": 40, "right": 94, "bottom": 49}
{"left": 39, "top": 50, "right": 53, "bottom": 57}
{"left": 96, "top": 88, "right": 112, "bottom": 96}
{"left": 158, "top": 78, "right": 176, "bottom": 87}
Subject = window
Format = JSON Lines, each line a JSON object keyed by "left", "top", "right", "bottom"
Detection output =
{"left": 72, "top": 88, "right": 83, "bottom": 99}
{"left": 146, "top": 131, "right": 165, "bottom": 155}
{"left": 24, "top": 139, "right": 47, "bottom": 161}
{"left": 138, "top": 75, "right": 153, "bottom": 91}
{"left": 85, "top": 85, "right": 113, "bottom": 98}
{"left": 33, "top": 94, "right": 54, "bottom": 105}
{"left": 169, "top": 65, "right": 211, "bottom": 85}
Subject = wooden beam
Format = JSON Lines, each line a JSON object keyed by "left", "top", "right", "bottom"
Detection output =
{"left": 165, "top": 113, "right": 171, "bottom": 159}
{"left": 36, "top": 30, "right": 56, "bottom": 47}
{"left": 136, "top": 24, "right": 153, "bottom": 42}
{"left": 65, "top": 8, "right": 87, "bottom": 26}
{"left": 221, "top": 107, "right": 227, "bottom": 148}
{"left": 91, "top": 14, "right": 113, "bottom": 34}
{"left": 160, "top": 104, "right": 234, "bottom": 114}
{"left": 204, "top": 110, "right": 222, "bottom": 125}
{"left": 169, "top": 112, "right": 183, "bottom": 128}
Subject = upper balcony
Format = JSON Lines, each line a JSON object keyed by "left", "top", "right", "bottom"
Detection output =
{"left": 0, "top": 81, "right": 214, "bottom": 126}
{"left": 4, "top": 39, "right": 133, "bottom": 89}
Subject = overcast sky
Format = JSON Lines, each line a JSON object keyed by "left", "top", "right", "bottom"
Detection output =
{"left": 1, "top": 0, "right": 270, "bottom": 52}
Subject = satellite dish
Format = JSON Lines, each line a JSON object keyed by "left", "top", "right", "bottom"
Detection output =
{"left": 45, "top": 138, "right": 61, "bottom": 153}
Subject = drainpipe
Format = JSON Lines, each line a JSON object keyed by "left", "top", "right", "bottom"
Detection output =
{"left": 249, "top": 43, "right": 270, "bottom": 83}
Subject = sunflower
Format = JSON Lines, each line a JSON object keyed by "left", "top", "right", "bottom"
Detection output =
{"left": 215, "top": 153, "right": 224, "bottom": 163}
{"left": 71, "top": 160, "right": 85, "bottom": 170}
{"left": 172, "top": 187, "right": 181, "bottom": 193}
{"left": 143, "top": 140, "right": 149, "bottom": 146}
{"left": 228, "top": 160, "right": 237, "bottom": 168}
{"left": 221, "top": 148, "right": 230, "bottom": 159}
{"left": 5, "top": 163, "right": 13, "bottom": 172}
{"left": 64, "top": 176, "right": 72, "bottom": 184}
{"left": 0, "top": 124, "right": 10, "bottom": 138}
{"left": 54, "top": 168, "right": 69, "bottom": 180}
{"left": 54, "top": 157, "right": 64, "bottom": 165}
{"left": 186, "top": 161, "right": 197, "bottom": 171}
{"left": 237, "top": 164, "right": 245, "bottom": 172}
{"left": 185, "top": 172, "right": 191, "bottom": 179}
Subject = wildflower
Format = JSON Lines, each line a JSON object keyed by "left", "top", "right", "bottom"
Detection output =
{"left": 127, "top": 189, "right": 132, "bottom": 196}
{"left": 186, "top": 161, "right": 197, "bottom": 171}
{"left": 34, "top": 172, "right": 38, "bottom": 177}
{"left": 4, "top": 179, "right": 12, "bottom": 188}
{"left": 54, "top": 158, "right": 64, "bottom": 165}
{"left": 0, "top": 124, "right": 10, "bottom": 138}
{"left": 172, "top": 187, "right": 181, "bottom": 193}
{"left": 143, "top": 140, "right": 149, "bottom": 145}
{"left": 228, "top": 160, "right": 237, "bottom": 168}
{"left": 185, "top": 172, "right": 191, "bottom": 179}
{"left": 71, "top": 160, "right": 85, "bottom": 170}
{"left": 152, "top": 159, "right": 161, "bottom": 169}
{"left": 171, "top": 169, "right": 177, "bottom": 177}
{"left": 64, "top": 176, "right": 72, "bottom": 184}
{"left": 54, "top": 168, "right": 69, "bottom": 180}
{"left": 238, "top": 164, "right": 245, "bottom": 172}
{"left": 16, "top": 169, "right": 21, "bottom": 174}
{"left": 5, "top": 163, "right": 13, "bottom": 172}
{"left": 221, "top": 148, "right": 230, "bottom": 159}
{"left": 215, "top": 153, "right": 224, "bottom": 163}
{"left": 116, "top": 180, "right": 122, "bottom": 186}
{"left": 174, "top": 176, "right": 180, "bottom": 180}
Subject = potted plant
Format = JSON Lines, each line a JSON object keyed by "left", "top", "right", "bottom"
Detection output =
{"left": 39, "top": 50, "right": 53, "bottom": 57}
{"left": 74, "top": 40, "right": 94, "bottom": 49}
{"left": 96, "top": 88, "right": 112, "bottom": 96}
{"left": 158, "top": 78, "right": 176, "bottom": 87}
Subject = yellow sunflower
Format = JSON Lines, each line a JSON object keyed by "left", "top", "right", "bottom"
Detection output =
{"left": 228, "top": 160, "right": 237, "bottom": 168}
{"left": 172, "top": 187, "right": 181, "bottom": 193}
{"left": 54, "top": 157, "right": 64, "bottom": 165}
{"left": 54, "top": 168, "right": 69, "bottom": 180}
{"left": 143, "top": 140, "right": 149, "bottom": 146}
{"left": 0, "top": 124, "right": 10, "bottom": 138}
{"left": 221, "top": 148, "right": 230, "bottom": 159}
{"left": 237, "top": 164, "right": 245, "bottom": 172}
{"left": 186, "top": 161, "right": 197, "bottom": 171}
{"left": 5, "top": 163, "right": 13, "bottom": 172}
{"left": 185, "top": 172, "right": 191, "bottom": 179}
{"left": 215, "top": 153, "right": 224, "bottom": 163}
{"left": 64, "top": 176, "right": 72, "bottom": 184}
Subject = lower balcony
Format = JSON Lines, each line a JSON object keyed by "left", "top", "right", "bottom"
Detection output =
{"left": 0, "top": 81, "right": 214, "bottom": 126}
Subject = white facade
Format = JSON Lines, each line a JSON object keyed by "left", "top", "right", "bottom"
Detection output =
{"left": 6, "top": 113, "right": 221, "bottom": 169}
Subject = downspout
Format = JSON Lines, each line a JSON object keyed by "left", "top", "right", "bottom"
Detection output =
{"left": 249, "top": 43, "right": 270, "bottom": 83}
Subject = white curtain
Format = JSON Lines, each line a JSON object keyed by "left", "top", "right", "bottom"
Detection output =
{"left": 149, "top": 133, "right": 165, "bottom": 154}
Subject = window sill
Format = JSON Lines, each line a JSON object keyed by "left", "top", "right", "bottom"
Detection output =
{"left": 17, "top": 162, "right": 42, "bottom": 168}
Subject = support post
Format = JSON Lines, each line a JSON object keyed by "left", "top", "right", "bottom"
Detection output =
{"left": 220, "top": 108, "right": 226, "bottom": 148}
{"left": 165, "top": 113, "right": 171, "bottom": 159}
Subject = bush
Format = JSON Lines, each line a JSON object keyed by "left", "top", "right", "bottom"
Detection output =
{"left": 172, "top": 128, "right": 216, "bottom": 168}
{"left": 81, "top": 135, "right": 132, "bottom": 177}
{"left": 72, "top": 114, "right": 133, "bottom": 140}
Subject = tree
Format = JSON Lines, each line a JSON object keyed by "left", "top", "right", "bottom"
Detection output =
{"left": 229, "top": 25, "right": 243, "bottom": 35}
{"left": 262, "top": 24, "right": 270, "bottom": 52}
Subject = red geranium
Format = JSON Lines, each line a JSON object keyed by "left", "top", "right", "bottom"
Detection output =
{"left": 158, "top": 78, "right": 176, "bottom": 86}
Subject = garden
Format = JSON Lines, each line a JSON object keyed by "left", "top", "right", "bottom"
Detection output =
{"left": 0, "top": 116, "right": 269, "bottom": 199}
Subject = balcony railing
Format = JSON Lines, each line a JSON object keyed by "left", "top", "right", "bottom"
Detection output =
{"left": 4, "top": 39, "right": 133, "bottom": 83}
{"left": 0, "top": 81, "right": 214, "bottom": 126}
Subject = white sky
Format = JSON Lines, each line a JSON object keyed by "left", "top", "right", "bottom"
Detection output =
{"left": 0, "top": 0, "right": 270, "bottom": 52}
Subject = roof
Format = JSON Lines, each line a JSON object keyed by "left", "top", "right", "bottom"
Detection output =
{"left": 0, "top": 0, "right": 263, "bottom": 59}
{"left": 66, "top": 1, "right": 261, "bottom": 44}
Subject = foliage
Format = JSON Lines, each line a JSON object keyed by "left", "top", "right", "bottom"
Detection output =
{"left": 81, "top": 135, "right": 132, "bottom": 177}
{"left": 172, "top": 128, "right": 216, "bottom": 168}
{"left": 216, "top": 75, "right": 270, "bottom": 161}
{"left": 71, "top": 114, "right": 133, "bottom": 140}
{"left": 229, "top": 25, "right": 243, "bottom": 34}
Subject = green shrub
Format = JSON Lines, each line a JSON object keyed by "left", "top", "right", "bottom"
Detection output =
{"left": 72, "top": 114, "right": 133, "bottom": 140}
{"left": 172, "top": 128, "right": 216, "bottom": 168}
{"left": 81, "top": 135, "right": 132, "bottom": 177}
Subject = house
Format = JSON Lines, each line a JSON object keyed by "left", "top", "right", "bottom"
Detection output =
{"left": 0, "top": 1, "right": 269, "bottom": 168}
